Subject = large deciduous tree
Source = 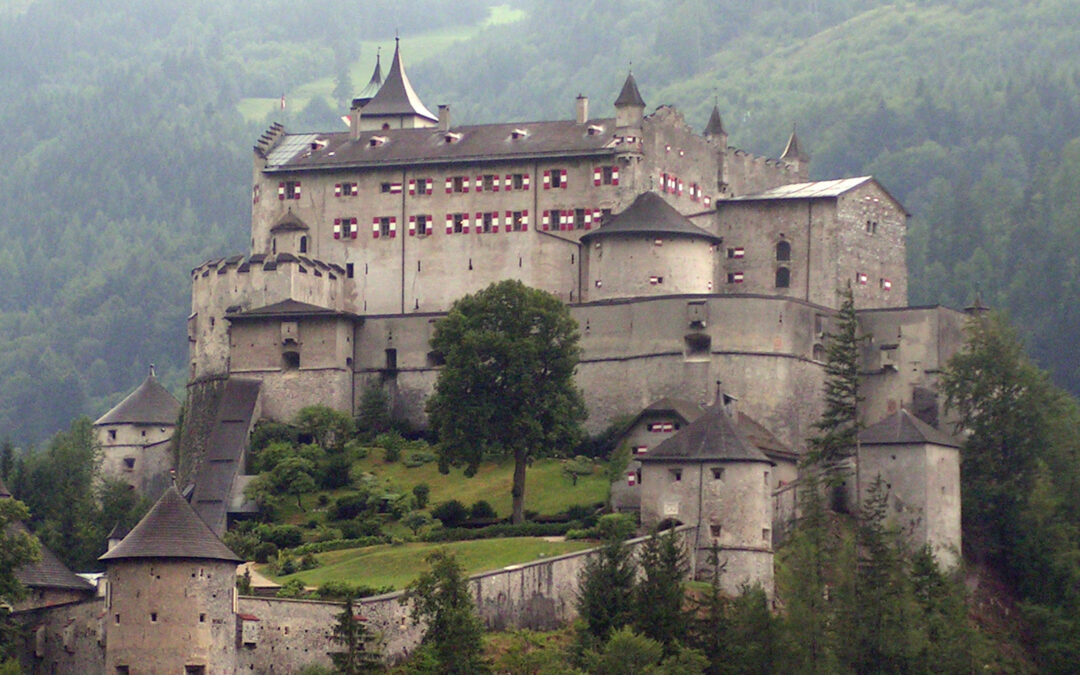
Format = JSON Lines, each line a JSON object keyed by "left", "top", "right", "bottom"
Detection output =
{"left": 426, "top": 280, "right": 586, "bottom": 524}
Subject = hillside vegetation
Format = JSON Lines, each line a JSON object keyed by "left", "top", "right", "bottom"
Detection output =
{"left": 3, "top": 0, "right": 1080, "bottom": 445}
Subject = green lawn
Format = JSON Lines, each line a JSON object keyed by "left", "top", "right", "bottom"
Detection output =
{"left": 351, "top": 454, "right": 609, "bottom": 518}
{"left": 270, "top": 537, "right": 593, "bottom": 589}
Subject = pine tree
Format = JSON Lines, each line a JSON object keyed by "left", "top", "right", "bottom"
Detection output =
{"left": 575, "top": 535, "right": 635, "bottom": 650}
{"left": 329, "top": 595, "right": 382, "bottom": 674}
{"left": 806, "top": 284, "right": 864, "bottom": 492}
{"left": 633, "top": 528, "right": 689, "bottom": 652}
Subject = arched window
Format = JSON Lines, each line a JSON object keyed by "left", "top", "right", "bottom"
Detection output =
{"left": 776, "top": 240, "right": 791, "bottom": 261}
{"left": 776, "top": 266, "right": 791, "bottom": 288}
{"left": 299, "top": 236, "right": 308, "bottom": 253}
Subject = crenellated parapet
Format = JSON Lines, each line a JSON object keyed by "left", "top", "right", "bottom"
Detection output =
{"left": 188, "top": 252, "right": 352, "bottom": 379}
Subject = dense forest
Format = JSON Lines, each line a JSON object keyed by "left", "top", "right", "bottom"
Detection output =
{"left": 2, "top": 0, "right": 1080, "bottom": 442}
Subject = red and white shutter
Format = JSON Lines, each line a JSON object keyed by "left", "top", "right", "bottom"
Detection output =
{"left": 542, "top": 210, "right": 550, "bottom": 230}
{"left": 389, "top": 217, "right": 397, "bottom": 237}
{"left": 475, "top": 176, "right": 483, "bottom": 193}
{"left": 611, "top": 166, "right": 619, "bottom": 186}
{"left": 592, "top": 209, "right": 602, "bottom": 227}
{"left": 504, "top": 211, "right": 512, "bottom": 231}
{"left": 560, "top": 169, "right": 567, "bottom": 188}
{"left": 593, "top": 167, "right": 602, "bottom": 186}
{"left": 677, "top": 179, "right": 683, "bottom": 196}
{"left": 703, "top": 195, "right": 712, "bottom": 207}
{"left": 445, "top": 177, "right": 453, "bottom": 194}
{"left": 475, "top": 212, "right": 482, "bottom": 234}
{"left": 446, "top": 214, "right": 453, "bottom": 234}
{"left": 584, "top": 210, "right": 593, "bottom": 229}
{"left": 390, "top": 183, "right": 402, "bottom": 194}
{"left": 543, "top": 170, "right": 551, "bottom": 189}
{"left": 334, "top": 183, "right": 342, "bottom": 197}
{"left": 278, "top": 182, "right": 286, "bottom": 200}
{"left": 462, "top": 215, "right": 470, "bottom": 234}
{"left": 293, "top": 182, "right": 301, "bottom": 199}
{"left": 425, "top": 179, "right": 433, "bottom": 195}
{"left": 408, "top": 180, "right": 416, "bottom": 196}
{"left": 408, "top": 215, "right": 416, "bottom": 236}
{"left": 372, "top": 218, "right": 380, "bottom": 239}
{"left": 425, "top": 218, "right": 433, "bottom": 235}
{"left": 349, "top": 219, "right": 358, "bottom": 239}
{"left": 504, "top": 174, "right": 512, "bottom": 190}
{"left": 333, "top": 218, "right": 341, "bottom": 239}
{"left": 522, "top": 173, "right": 530, "bottom": 189}
{"left": 521, "top": 209, "right": 529, "bottom": 231}
{"left": 492, "top": 176, "right": 499, "bottom": 192}
{"left": 626, "top": 471, "right": 637, "bottom": 486}
{"left": 492, "top": 212, "right": 499, "bottom": 233}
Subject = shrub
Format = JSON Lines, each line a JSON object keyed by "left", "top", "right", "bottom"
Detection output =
{"left": 223, "top": 528, "right": 261, "bottom": 560}
{"left": 339, "top": 517, "right": 383, "bottom": 539}
{"left": 276, "top": 578, "right": 307, "bottom": 598}
{"left": 331, "top": 493, "right": 371, "bottom": 521}
{"left": 317, "top": 494, "right": 330, "bottom": 507}
{"left": 278, "top": 554, "right": 297, "bottom": 576}
{"left": 431, "top": 499, "right": 469, "bottom": 528}
{"left": 469, "top": 500, "right": 497, "bottom": 520}
{"left": 567, "top": 504, "right": 600, "bottom": 526}
{"left": 403, "top": 511, "right": 432, "bottom": 535}
{"left": 253, "top": 542, "right": 278, "bottom": 564}
{"left": 311, "top": 525, "right": 343, "bottom": 542}
{"left": 421, "top": 522, "right": 573, "bottom": 543}
{"left": 299, "top": 552, "right": 319, "bottom": 571}
{"left": 250, "top": 420, "right": 299, "bottom": 454}
{"left": 256, "top": 523, "right": 304, "bottom": 549}
{"left": 343, "top": 439, "right": 369, "bottom": 461}
{"left": 356, "top": 382, "right": 392, "bottom": 438}
{"left": 403, "top": 450, "right": 437, "bottom": 468}
{"left": 292, "top": 536, "right": 388, "bottom": 555}
{"left": 412, "top": 483, "right": 431, "bottom": 509}
{"left": 316, "top": 580, "right": 395, "bottom": 600}
{"left": 320, "top": 453, "right": 353, "bottom": 490}
{"left": 376, "top": 431, "right": 406, "bottom": 462}
{"left": 295, "top": 405, "right": 355, "bottom": 452}
{"left": 596, "top": 513, "right": 637, "bottom": 542}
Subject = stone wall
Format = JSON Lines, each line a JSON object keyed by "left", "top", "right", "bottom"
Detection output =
{"left": 18, "top": 599, "right": 104, "bottom": 675}
{"left": 177, "top": 375, "right": 228, "bottom": 488}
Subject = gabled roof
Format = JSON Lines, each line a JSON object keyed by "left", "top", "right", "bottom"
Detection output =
{"left": 262, "top": 117, "right": 618, "bottom": 172}
{"left": 95, "top": 372, "right": 181, "bottom": 426}
{"left": 735, "top": 412, "right": 797, "bottom": 461}
{"left": 614, "top": 72, "right": 646, "bottom": 108}
{"left": 642, "top": 397, "right": 706, "bottom": 425}
{"left": 581, "top": 192, "right": 722, "bottom": 243}
{"left": 226, "top": 299, "right": 358, "bottom": 321}
{"left": 704, "top": 105, "right": 725, "bottom": 137}
{"left": 725, "top": 176, "right": 910, "bottom": 215}
{"left": 780, "top": 126, "right": 808, "bottom": 161}
{"left": 9, "top": 522, "right": 94, "bottom": 591}
{"left": 269, "top": 209, "right": 309, "bottom": 233}
{"left": 358, "top": 39, "right": 437, "bottom": 122}
{"left": 858, "top": 409, "right": 962, "bottom": 449}
{"left": 641, "top": 409, "right": 772, "bottom": 464}
{"left": 99, "top": 486, "right": 241, "bottom": 563}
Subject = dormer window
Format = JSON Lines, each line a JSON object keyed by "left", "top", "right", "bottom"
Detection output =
{"left": 369, "top": 136, "right": 388, "bottom": 147}
{"left": 444, "top": 132, "right": 463, "bottom": 143}
{"left": 587, "top": 124, "right": 604, "bottom": 135}
{"left": 511, "top": 128, "right": 528, "bottom": 140}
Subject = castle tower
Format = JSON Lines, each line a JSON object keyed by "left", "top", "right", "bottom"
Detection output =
{"left": 780, "top": 125, "right": 810, "bottom": 181}
{"left": 614, "top": 71, "right": 646, "bottom": 129}
{"left": 857, "top": 409, "right": 962, "bottom": 568}
{"left": 100, "top": 486, "right": 242, "bottom": 674}
{"left": 354, "top": 38, "right": 437, "bottom": 131}
{"left": 638, "top": 404, "right": 775, "bottom": 595}
{"left": 703, "top": 104, "right": 727, "bottom": 147}
{"left": 94, "top": 367, "right": 181, "bottom": 498}
{"left": 581, "top": 191, "right": 721, "bottom": 302}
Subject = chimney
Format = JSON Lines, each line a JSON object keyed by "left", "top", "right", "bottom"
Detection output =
{"left": 438, "top": 104, "right": 450, "bottom": 131}
{"left": 576, "top": 95, "right": 588, "bottom": 124}
{"left": 349, "top": 98, "right": 364, "bottom": 141}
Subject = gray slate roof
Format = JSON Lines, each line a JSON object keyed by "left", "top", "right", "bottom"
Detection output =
{"left": 704, "top": 105, "right": 725, "bottom": 137}
{"left": 780, "top": 127, "right": 808, "bottom": 161}
{"left": 99, "top": 486, "right": 241, "bottom": 563}
{"left": 641, "top": 409, "right": 772, "bottom": 464}
{"left": 95, "top": 373, "right": 181, "bottom": 426}
{"left": 269, "top": 209, "right": 309, "bottom": 233}
{"left": 358, "top": 40, "right": 436, "bottom": 122}
{"left": 858, "top": 409, "right": 962, "bottom": 449}
{"left": 356, "top": 50, "right": 383, "bottom": 102}
{"left": 227, "top": 299, "right": 357, "bottom": 321}
{"left": 614, "top": 72, "right": 646, "bottom": 108}
{"left": 263, "top": 116, "right": 619, "bottom": 172}
{"left": 10, "top": 522, "right": 94, "bottom": 591}
{"left": 581, "top": 192, "right": 722, "bottom": 243}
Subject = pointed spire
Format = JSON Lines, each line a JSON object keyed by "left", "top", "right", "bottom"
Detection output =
{"left": 360, "top": 38, "right": 437, "bottom": 123}
{"left": 356, "top": 47, "right": 383, "bottom": 102}
{"left": 614, "top": 71, "right": 646, "bottom": 108}
{"left": 781, "top": 124, "right": 809, "bottom": 161}
{"left": 704, "top": 104, "right": 725, "bottom": 138}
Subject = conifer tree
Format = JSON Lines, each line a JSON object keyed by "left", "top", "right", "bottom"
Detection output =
{"left": 806, "top": 284, "right": 864, "bottom": 490}
{"left": 329, "top": 595, "right": 382, "bottom": 674}
{"left": 633, "top": 528, "right": 689, "bottom": 652}
{"left": 575, "top": 533, "right": 635, "bottom": 649}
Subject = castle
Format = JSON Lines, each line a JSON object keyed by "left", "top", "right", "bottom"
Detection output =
{"left": 14, "top": 41, "right": 970, "bottom": 672}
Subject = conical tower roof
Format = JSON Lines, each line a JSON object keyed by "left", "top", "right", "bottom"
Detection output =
{"left": 781, "top": 125, "right": 809, "bottom": 161}
{"left": 641, "top": 407, "right": 772, "bottom": 464}
{"left": 94, "top": 370, "right": 181, "bottom": 426}
{"left": 356, "top": 48, "right": 383, "bottom": 101}
{"left": 99, "top": 486, "right": 241, "bottom": 563}
{"left": 359, "top": 39, "right": 437, "bottom": 122}
{"left": 581, "top": 192, "right": 722, "bottom": 244}
{"left": 704, "top": 105, "right": 725, "bottom": 137}
{"left": 614, "top": 71, "right": 646, "bottom": 108}
{"left": 858, "top": 409, "right": 961, "bottom": 449}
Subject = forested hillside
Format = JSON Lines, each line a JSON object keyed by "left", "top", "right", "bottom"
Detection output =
{"left": 3, "top": 0, "right": 1080, "bottom": 442}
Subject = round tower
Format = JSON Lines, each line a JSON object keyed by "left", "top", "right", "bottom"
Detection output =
{"left": 100, "top": 486, "right": 242, "bottom": 674}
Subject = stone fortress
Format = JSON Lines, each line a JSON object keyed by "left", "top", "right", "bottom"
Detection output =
{"left": 18, "top": 41, "right": 969, "bottom": 673}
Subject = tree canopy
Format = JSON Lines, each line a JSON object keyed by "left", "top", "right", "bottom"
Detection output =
{"left": 426, "top": 280, "right": 586, "bottom": 524}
